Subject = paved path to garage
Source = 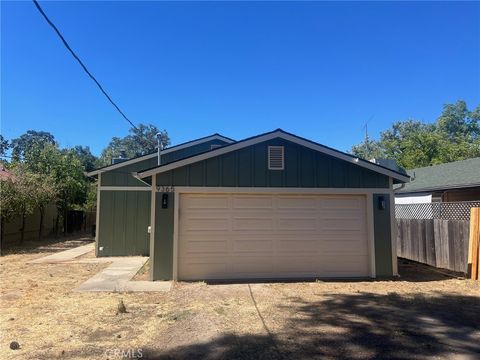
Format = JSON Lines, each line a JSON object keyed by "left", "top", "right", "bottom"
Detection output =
{"left": 29, "top": 243, "right": 171, "bottom": 292}
{"left": 28, "top": 243, "right": 95, "bottom": 264}
{"left": 74, "top": 257, "right": 171, "bottom": 292}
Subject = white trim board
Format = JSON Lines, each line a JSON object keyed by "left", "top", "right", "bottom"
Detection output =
{"left": 159, "top": 187, "right": 391, "bottom": 194}
{"left": 99, "top": 186, "right": 151, "bottom": 191}
{"left": 389, "top": 178, "right": 398, "bottom": 276}
{"left": 138, "top": 130, "right": 410, "bottom": 182}
{"left": 86, "top": 134, "right": 235, "bottom": 177}
{"left": 94, "top": 174, "right": 101, "bottom": 256}
{"left": 149, "top": 176, "right": 156, "bottom": 281}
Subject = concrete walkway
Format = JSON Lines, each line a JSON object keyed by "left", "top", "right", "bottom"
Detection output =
{"left": 28, "top": 243, "right": 95, "bottom": 264}
{"left": 75, "top": 257, "right": 171, "bottom": 292}
{"left": 30, "top": 243, "right": 171, "bottom": 292}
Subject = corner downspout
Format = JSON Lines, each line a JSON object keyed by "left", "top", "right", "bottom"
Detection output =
{"left": 393, "top": 182, "right": 406, "bottom": 193}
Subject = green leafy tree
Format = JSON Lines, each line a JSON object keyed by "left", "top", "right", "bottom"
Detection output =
{"left": 0, "top": 135, "right": 9, "bottom": 158}
{"left": 351, "top": 101, "right": 480, "bottom": 169}
{"left": 32, "top": 175, "right": 58, "bottom": 240}
{"left": 4, "top": 165, "right": 40, "bottom": 243}
{"left": 350, "top": 137, "right": 383, "bottom": 161}
{"left": 72, "top": 145, "right": 97, "bottom": 172}
{"left": 10, "top": 130, "right": 56, "bottom": 161}
{"left": 99, "top": 124, "right": 170, "bottom": 166}
{"left": 23, "top": 142, "right": 88, "bottom": 236}
{"left": 0, "top": 172, "right": 21, "bottom": 249}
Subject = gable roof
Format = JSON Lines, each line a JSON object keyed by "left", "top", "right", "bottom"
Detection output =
{"left": 396, "top": 157, "right": 480, "bottom": 194}
{"left": 136, "top": 129, "right": 411, "bottom": 183}
{"left": 86, "top": 133, "right": 235, "bottom": 177}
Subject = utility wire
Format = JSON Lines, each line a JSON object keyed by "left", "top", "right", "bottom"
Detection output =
{"left": 32, "top": 0, "right": 138, "bottom": 130}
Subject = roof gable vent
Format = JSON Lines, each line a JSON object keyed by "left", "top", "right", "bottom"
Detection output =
{"left": 268, "top": 146, "right": 284, "bottom": 170}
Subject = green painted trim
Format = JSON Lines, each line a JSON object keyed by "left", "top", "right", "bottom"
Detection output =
{"left": 373, "top": 193, "right": 393, "bottom": 277}
{"left": 151, "top": 192, "right": 175, "bottom": 280}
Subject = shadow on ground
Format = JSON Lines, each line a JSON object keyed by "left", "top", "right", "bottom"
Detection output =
{"left": 144, "top": 292, "right": 480, "bottom": 360}
{"left": 396, "top": 258, "right": 466, "bottom": 282}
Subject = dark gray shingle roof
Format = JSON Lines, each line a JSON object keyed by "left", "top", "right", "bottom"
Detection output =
{"left": 397, "top": 157, "right": 480, "bottom": 193}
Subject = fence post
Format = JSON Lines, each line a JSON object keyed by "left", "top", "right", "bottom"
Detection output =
{"left": 468, "top": 208, "right": 480, "bottom": 280}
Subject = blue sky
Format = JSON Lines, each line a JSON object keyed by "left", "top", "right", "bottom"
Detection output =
{"left": 2, "top": 1, "right": 479, "bottom": 156}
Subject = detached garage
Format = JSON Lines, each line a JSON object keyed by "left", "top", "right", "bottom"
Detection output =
{"left": 136, "top": 129, "right": 410, "bottom": 281}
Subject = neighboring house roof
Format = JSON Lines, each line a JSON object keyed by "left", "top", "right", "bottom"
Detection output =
{"left": 136, "top": 129, "right": 411, "bottom": 183}
{"left": 396, "top": 157, "right": 480, "bottom": 194}
{"left": 86, "top": 133, "right": 235, "bottom": 177}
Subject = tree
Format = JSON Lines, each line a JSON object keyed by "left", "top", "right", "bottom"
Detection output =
{"left": 0, "top": 135, "right": 9, "bottom": 158}
{"left": 350, "top": 101, "right": 480, "bottom": 169}
{"left": 72, "top": 145, "right": 97, "bottom": 172}
{"left": 350, "top": 137, "right": 383, "bottom": 161}
{"left": 22, "top": 142, "right": 88, "bottom": 236}
{"left": 31, "top": 175, "right": 57, "bottom": 240}
{"left": 3, "top": 165, "right": 39, "bottom": 243}
{"left": 99, "top": 124, "right": 170, "bottom": 166}
{"left": 10, "top": 130, "right": 56, "bottom": 161}
{"left": 0, "top": 172, "right": 21, "bottom": 249}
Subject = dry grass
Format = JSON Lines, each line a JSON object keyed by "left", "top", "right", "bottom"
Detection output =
{"left": 1, "top": 238, "right": 479, "bottom": 359}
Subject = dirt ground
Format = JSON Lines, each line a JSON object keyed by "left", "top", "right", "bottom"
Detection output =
{"left": 1, "top": 237, "right": 479, "bottom": 360}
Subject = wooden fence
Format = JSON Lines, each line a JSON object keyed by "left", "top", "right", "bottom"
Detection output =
{"left": 469, "top": 208, "right": 480, "bottom": 280}
{"left": 396, "top": 218, "right": 470, "bottom": 273}
{"left": 396, "top": 207, "right": 480, "bottom": 278}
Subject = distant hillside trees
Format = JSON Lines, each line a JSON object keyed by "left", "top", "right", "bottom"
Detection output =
{"left": 351, "top": 100, "right": 480, "bottom": 169}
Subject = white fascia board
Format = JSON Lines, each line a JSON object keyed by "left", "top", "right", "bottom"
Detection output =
{"left": 99, "top": 186, "right": 151, "bottom": 191}
{"left": 138, "top": 131, "right": 411, "bottom": 183}
{"left": 86, "top": 134, "right": 235, "bottom": 177}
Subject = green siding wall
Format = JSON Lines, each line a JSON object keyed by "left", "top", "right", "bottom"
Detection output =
{"left": 101, "top": 139, "right": 230, "bottom": 187}
{"left": 373, "top": 193, "right": 393, "bottom": 277}
{"left": 160, "top": 139, "right": 229, "bottom": 165}
{"left": 97, "top": 138, "right": 230, "bottom": 256}
{"left": 97, "top": 190, "right": 151, "bottom": 256}
{"left": 151, "top": 192, "right": 174, "bottom": 280}
{"left": 156, "top": 138, "right": 390, "bottom": 188}
{"left": 101, "top": 157, "right": 157, "bottom": 187}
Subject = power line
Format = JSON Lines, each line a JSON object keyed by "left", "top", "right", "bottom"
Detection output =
{"left": 32, "top": 0, "right": 138, "bottom": 130}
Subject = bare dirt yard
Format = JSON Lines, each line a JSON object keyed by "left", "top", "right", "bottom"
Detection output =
{"left": 1, "top": 237, "right": 479, "bottom": 360}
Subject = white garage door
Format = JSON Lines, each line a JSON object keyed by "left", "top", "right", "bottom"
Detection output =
{"left": 178, "top": 193, "right": 370, "bottom": 280}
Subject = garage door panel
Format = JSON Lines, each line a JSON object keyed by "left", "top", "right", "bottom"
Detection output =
{"left": 181, "top": 196, "right": 229, "bottom": 210}
{"left": 230, "top": 259, "right": 275, "bottom": 274}
{"left": 277, "top": 217, "right": 317, "bottom": 231}
{"left": 320, "top": 197, "right": 363, "bottom": 210}
{"left": 322, "top": 256, "right": 369, "bottom": 274}
{"left": 275, "top": 257, "right": 324, "bottom": 274}
{"left": 232, "top": 239, "right": 274, "bottom": 252}
{"left": 321, "top": 218, "right": 364, "bottom": 232}
{"left": 277, "top": 239, "right": 318, "bottom": 252}
{"left": 232, "top": 217, "right": 274, "bottom": 231}
{"left": 277, "top": 197, "right": 317, "bottom": 209}
{"left": 232, "top": 196, "right": 273, "bottom": 209}
{"left": 178, "top": 193, "right": 370, "bottom": 280}
{"left": 180, "top": 240, "right": 228, "bottom": 254}
{"left": 179, "top": 260, "right": 228, "bottom": 280}
{"left": 183, "top": 217, "right": 230, "bottom": 231}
